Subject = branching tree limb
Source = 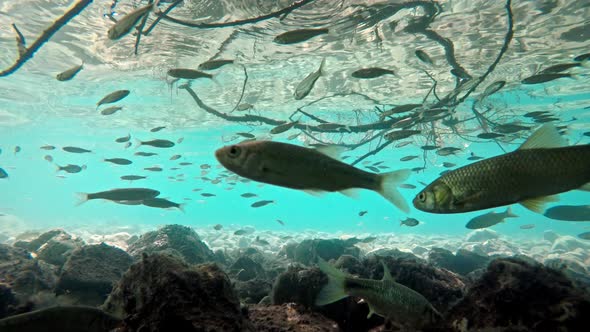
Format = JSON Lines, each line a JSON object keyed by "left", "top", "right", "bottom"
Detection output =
{"left": 0, "top": 0, "right": 93, "bottom": 77}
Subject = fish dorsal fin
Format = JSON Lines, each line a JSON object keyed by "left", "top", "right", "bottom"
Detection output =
{"left": 518, "top": 124, "right": 567, "bottom": 150}
{"left": 578, "top": 182, "right": 590, "bottom": 192}
{"left": 381, "top": 262, "right": 394, "bottom": 282}
{"left": 520, "top": 195, "right": 560, "bottom": 214}
{"left": 366, "top": 304, "right": 376, "bottom": 319}
{"left": 315, "top": 145, "right": 346, "bottom": 161}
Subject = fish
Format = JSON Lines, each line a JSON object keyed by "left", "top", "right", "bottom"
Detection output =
{"left": 167, "top": 68, "right": 212, "bottom": 80}
{"left": 63, "top": 146, "right": 92, "bottom": 153}
{"left": 144, "top": 166, "right": 163, "bottom": 172}
{"left": 56, "top": 63, "right": 84, "bottom": 81}
{"left": 124, "top": 142, "right": 132, "bottom": 149}
{"left": 270, "top": 121, "right": 298, "bottom": 134}
{"left": 96, "top": 90, "right": 130, "bottom": 109}
{"left": 254, "top": 236, "right": 270, "bottom": 245}
{"left": 236, "top": 132, "right": 256, "bottom": 139}
{"left": 379, "top": 104, "right": 421, "bottom": 121}
{"left": 136, "top": 139, "right": 175, "bottom": 148}
{"left": 251, "top": 200, "right": 274, "bottom": 208}
{"left": 477, "top": 132, "right": 505, "bottom": 139}
{"left": 317, "top": 123, "right": 350, "bottom": 131}
{"left": 359, "top": 210, "right": 368, "bottom": 217}
{"left": 524, "top": 111, "right": 551, "bottom": 118}
{"left": 135, "top": 152, "right": 157, "bottom": 156}
{"left": 395, "top": 141, "right": 412, "bottom": 148}
{"left": 494, "top": 123, "right": 530, "bottom": 134}
{"left": 583, "top": 132, "right": 590, "bottom": 137}
{"left": 400, "top": 217, "right": 419, "bottom": 227}
{"left": 578, "top": 232, "right": 590, "bottom": 240}
{"left": 442, "top": 162, "right": 456, "bottom": 168}
{"left": 276, "top": 219, "right": 285, "bottom": 226}
{"left": 107, "top": 3, "right": 154, "bottom": 40}
{"left": 177, "top": 137, "right": 184, "bottom": 144}
{"left": 179, "top": 162, "right": 192, "bottom": 166}
{"left": 544, "top": 205, "right": 590, "bottom": 221}
{"left": 198, "top": 59, "right": 234, "bottom": 70}
{"left": 150, "top": 126, "right": 166, "bottom": 132}
{"left": 478, "top": 80, "right": 506, "bottom": 100}
{"left": 40, "top": 145, "right": 56, "bottom": 150}
{"left": 465, "top": 207, "right": 518, "bottom": 229}
{"left": 467, "top": 153, "right": 483, "bottom": 161}
{"left": 142, "top": 197, "right": 184, "bottom": 211}
{"left": 412, "top": 167, "right": 425, "bottom": 172}
{"left": 400, "top": 155, "right": 419, "bottom": 162}
{"left": 170, "top": 154, "right": 181, "bottom": 161}
{"left": 351, "top": 67, "right": 395, "bottom": 79}
{"left": 77, "top": 188, "right": 160, "bottom": 205}
{"left": 100, "top": 106, "right": 122, "bottom": 115}
{"left": 14, "top": 146, "right": 21, "bottom": 154}
{"left": 213, "top": 224, "right": 223, "bottom": 230}
{"left": 200, "top": 164, "right": 211, "bottom": 169}
{"left": 121, "top": 175, "right": 147, "bottom": 181}
{"left": 520, "top": 224, "right": 536, "bottom": 230}
{"left": 44, "top": 155, "right": 53, "bottom": 162}
{"left": 521, "top": 73, "right": 576, "bottom": 84}
{"left": 215, "top": 141, "right": 412, "bottom": 213}
{"left": 56, "top": 164, "right": 86, "bottom": 173}
{"left": 116, "top": 134, "right": 131, "bottom": 143}
{"left": 384, "top": 130, "right": 421, "bottom": 141}
{"left": 415, "top": 50, "right": 433, "bottom": 65}
{"left": 104, "top": 158, "right": 132, "bottom": 165}
{"left": 414, "top": 124, "right": 590, "bottom": 214}
{"left": 0, "top": 168, "right": 8, "bottom": 179}
{"left": 315, "top": 258, "right": 441, "bottom": 329}
{"left": 421, "top": 145, "right": 439, "bottom": 151}
{"left": 539, "top": 63, "right": 584, "bottom": 74}
{"left": 294, "top": 58, "right": 325, "bottom": 100}
{"left": 287, "top": 132, "right": 301, "bottom": 140}
{"left": 236, "top": 103, "right": 253, "bottom": 111}
{"left": 234, "top": 229, "right": 247, "bottom": 235}
{"left": 240, "top": 193, "right": 257, "bottom": 198}
{"left": 436, "top": 147, "right": 462, "bottom": 156}
{"left": 201, "top": 193, "right": 216, "bottom": 197}
{"left": 574, "top": 53, "right": 590, "bottom": 62}
{"left": 274, "top": 28, "right": 329, "bottom": 44}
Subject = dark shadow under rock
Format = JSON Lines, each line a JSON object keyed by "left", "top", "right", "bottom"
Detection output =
{"left": 103, "top": 253, "right": 253, "bottom": 332}
{"left": 126, "top": 224, "right": 215, "bottom": 264}
{"left": 234, "top": 278, "right": 273, "bottom": 304}
{"left": 248, "top": 303, "right": 340, "bottom": 332}
{"left": 293, "top": 239, "right": 360, "bottom": 266}
{"left": 56, "top": 243, "right": 133, "bottom": 306}
{"left": 445, "top": 257, "right": 590, "bottom": 331}
{"left": 230, "top": 256, "right": 266, "bottom": 281}
{"left": 428, "top": 248, "right": 490, "bottom": 276}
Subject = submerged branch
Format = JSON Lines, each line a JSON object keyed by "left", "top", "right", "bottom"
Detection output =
{"left": 0, "top": 0, "right": 93, "bottom": 77}
{"left": 231, "top": 65, "right": 249, "bottom": 112}
{"left": 155, "top": 0, "right": 315, "bottom": 29}
{"left": 143, "top": 0, "right": 183, "bottom": 36}
{"left": 133, "top": 0, "right": 153, "bottom": 55}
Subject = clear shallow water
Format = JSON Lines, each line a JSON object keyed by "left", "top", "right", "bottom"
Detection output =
{"left": 0, "top": 0, "right": 589, "bottom": 242}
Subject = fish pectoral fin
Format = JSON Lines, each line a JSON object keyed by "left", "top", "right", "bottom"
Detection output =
{"left": 303, "top": 189, "right": 325, "bottom": 197}
{"left": 381, "top": 262, "right": 395, "bottom": 282}
{"left": 315, "top": 145, "right": 347, "bottom": 161}
{"left": 340, "top": 188, "right": 359, "bottom": 199}
{"left": 518, "top": 124, "right": 567, "bottom": 150}
{"left": 520, "top": 195, "right": 560, "bottom": 214}
{"left": 315, "top": 258, "right": 349, "bottom": 306}
{"left": 366, "top": 305, "right": 376, "bottom": 319}
{"left": 578, "top": 182, "right": 590, "bottom": 192}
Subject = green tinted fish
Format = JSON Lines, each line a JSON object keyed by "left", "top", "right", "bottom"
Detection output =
{"left": 96, "top": 90, "right": 130, "bottom": 109}
{"left": 144, "top": 166, "right": 163, "bottom": 172}
{"left": 116, "top": 134, "right": 131, "bottom": 143}
{"left": 270, "top": 121, "right": 298, "bottom": 134}
{"left": 150, "top": 126, "right": 166, "bottom": 132}
{"left": 121, "top": 175, "right": 147, "bottom": 181}
{"left": 524, "top": 111, "right": 551, "bottom": 118}
{"left": 63, "top": 146, "right": 92, "bottom": 153}
{"left": 56, "top": 63, "right": 83, "bottom": 81}
{"left": 359, "top": 210, "right": 368, "bottom": 216}
{"left": 442, "top": 162, "right": 456, "bottom": 168}
{"left": 274, "top": 28, "right": 329, "bottom": 44}
{"left": 215, "top": 141, "right": 411, "bottom": 213}
{"left": 477, "top": 132, "right": 504, "bottom": 139}
{"left": 201, "top": 193, "right": 216, "bottom": 197}
{"left": 384, "top": 129, "right": 421, "bottom": 141}
{"left": 251, "top": 200, "right": 274, "bottom": 208}
{"left": 415, "top": 50, "right": 433, "bottom": 65}
{"left": 198, "top": 59, "right": 234, "bottom": 70}
{"left": 142, "top": 197, "right": 184, "bottom": 211}
{"left": 436, "top": 147, "right": 462, "bottom": 156}
{"left": 414, "top": 124, "right": 590, "bottom": 214}
{"left": 520, "top": 224, "right": 535, "bottom": 230}
{"left": 236, "top": 103, "right": 253, "bottom": 111}
{"left": 108, "top": 3, "right": 153, "bottom": 40}
{"left": 494, "top": 123, "right": 530, "bottom": 134}
{"left": 539, "top": 63, "right": 584, "bottom": 74}
{"left": 421, "top": 145, "right": 439, "bottom": 151}
{"left": 577, "top": 232, "right": 590, "bottom": 240}
{"left": 100, "top": 106, "right": 122, "bottom": 115}
{"left": 56, "top": 164, "right": 86, "bottom": 173}
{"left": 400, "top": 217, "right": 419, "bottom": 226}
{"left": 241, "top": 193, "right": 257, "bottom": 198}
{"left": 379, "top": 104, "right": 421, "bottom": 121}
{"left": 0, "top": 168, "right": 7, "bottom": 179}
{"left": 254, "top": 236, "right": 270, "bottom": 245}
{"left": 137, "top": 139, "right": 175, "bottom": 148}
{"left": 214, "top": 224, "right": 223, "bottom": 230}
{"left": 294, "top": 58, "right": 325, "bottom": 100}
{"left": 521, "top": 73, "right": 576, "bottom": 84}
{"left": 544, "top": 205, "right": 590, "bottom": 221}
{"left": 236, "top": 132, "right": 255, "bottom": 139}
{"left": 351, "top": 67, "right": 395, "bottom": 79}
{"left": 104, "top": 158, "right": 132, "bottom": 165}
{"left": 167, "top": 68, "right": 212, "bottom": 80}
{"left": 135, "top": 152, "right": 157, "bottom": 156}
{"left": 40, "top": 145, "right": 56, "bottom": 150}
{"left": 234, "top": 229, "right": 247, "bottom": 235}
{"left": 400, "top": 155, "right": 418, "bottom": 162}
{"left": 316, "top": 258, "right": 440, "bottom": 329}
{"left": 77, "top": 188, "right": 159, "bottom": 205}
{"left": 465, "top": 207, "right": 518, "bottom": 229}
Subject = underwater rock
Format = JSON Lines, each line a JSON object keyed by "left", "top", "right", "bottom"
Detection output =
{"left": 460, "top": 239, "right": 521, "bottom": 257}
{"left": 247, "top": 303, "right": 340, "bottom": 332}
{"left": 411, "top": 245, "right": 429, "bottom": 256}
{"left": 279, "top": 242, "right": 298, "bottom": 259}
{"left": 0, "top": 284, "right": 17, "bottom": 319}
{"left": 14, "top": 229, "right": 83, "bottom": 267}
{"left": 544, "top": 257, "right": 590, "bottom": 290}
{"left": 56, "top": 243, "right": 133, "bottom": 306}
{"left": 543, "top": 230, "right": 560, "bottom": 244}
{"left": 445, "top": 257, "right": 590, "bottom": 331}
{"left": 234, "top": 278, "right": 273, "bottom": 304}
{"left": 104, "top": 253, "right": 253, "bottom": 331}
{"left": 293, "top": 239, "right": 360, "bottom": 265}
{"left": 465, "top": 229, "right": 499, "bottom": 242}
{"left": 0, "top": 244, "right": 57, "bottom": 300}
{"left": 127, "top": 224, "right": 215, "bottom": 264}
{"left": 14, "top": 229, "right": 65, "bottom": 252}
{"left": 0, "top": 305, "right": 122, "bottom": 332}
{"left": 230, "top": 255, "right": 266, "bottom": 281}
{"left": 428, "top": 248, "right": 490, "bottom": 276}
{"left": 365, "top": 247, "right": 426, "bottom": 263}
{"left": 271, "top": 265, "right": 327, "bottom": 308}
{"left": 550, "top": 235, "right": 590, "bottom": 253}
{"left": 334, "top": 254, "right": 364, "bottom": 275}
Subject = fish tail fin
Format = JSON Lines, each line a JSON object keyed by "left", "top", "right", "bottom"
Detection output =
{"left": 377, "top": 169, "right": 411, "bottom": 213}
{"left": 54, "top": 164, "right": 62, "bottom": 172}
{"left": 134, "top": 139, "right": 143, "bottom": 149}
{"left": 315, "top": 258, "right": 349, "bottom": 306}
{"left": 319, "top": 57, "right": 326, "bottom": 76}
{"left": 75, "top": 193, "right": 89, "bottom": 206}
{"left": 579, "top": 59, "right": 590, "bottom": 69}
{"left": 178, "top": 203, "right": 186, "bottom": 213}
{"left": 506, "top": 206, "right": 518, "bottom": 218}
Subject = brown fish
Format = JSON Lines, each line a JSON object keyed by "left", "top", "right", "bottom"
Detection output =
{"left": 215, "top": 141, "right": 411, "bottom": 212}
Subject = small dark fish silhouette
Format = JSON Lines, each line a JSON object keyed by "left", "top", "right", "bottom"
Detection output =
{"left": 40, "top": 145, "right": 56, "bottom": 150}
{"left": 121, "top": 175, "right": 147, "bottom": 181}
{"left": 359, "top": 210, "right": 368, "bottom": 217}
{"left": 214, "top": 224, "right": 223, "bottom": 230}
{"left": 477, "top": 132, "right": 504, "bottom": 139}
{"left": 400, "top": 155, "right": 419, "bottom": 162}
{"left": 104, "top": 158, "right": 132, "bottom": 165}
{"left": 241, "top": 193, "right": 258, "bottom": 198}
{"left": 201, "top": 193, "right": 216, "bottom": 197}
{"left": 144, "top": 167, "right": 163, "bottom": 172}
{"left": 63, "top": 146, "right": 92, "bottom": 153}
{"left": 198, "top": 59, "right": 234, "bottom": 70}
{"left": 142, "top": 197, "right": 184, "bottom": 211}
{"left": 167, "top": 68, "right": 212, "bottom": 80}
{"left": 96, "top": 90, "right": 130, "bottom": 109}
{"left": 274, "top": 28, "right": 329, "bottom": 44}
{"left": 351, "top": 67, "right": 395, "bottom": 79}
{"left": 137, "top": 139, "right": 175, "bottom": 148}
{"left": 56, "top": 63, "right": 84, "bottom": 81}
{"left": 150, "top": 126, "right": 166, "bottom": 132}
{"left": 415, "top": 50, "right": 433, "bottom": 65}
{"left": 135, "top": 152, "right": 157, "bottom": 156}
{"left": 251, "top": 200, "right": 274, "bottom": 208}
{"left": 116, "top": 134, "right": 131, "bottom": 143}
{"left": 521, "top": 73, "right": 575, "bottom": 84}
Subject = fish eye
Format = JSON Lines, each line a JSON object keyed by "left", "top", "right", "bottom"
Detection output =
{"left": 418, "top": 192, "right": 426, "bottom": 202}
{"left": 228, "top": 146, "right": 241, "bottom": 158}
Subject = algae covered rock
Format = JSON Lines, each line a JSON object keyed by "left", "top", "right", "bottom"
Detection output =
{"left": 104, "top": 253, "right": 253, "bottom": 331}
{"left": 127, "top": 224, "right": 215, "bottom": 264}
{"left": 293, "top": 238, "right": 360, "bottom": 265}
{"left": 56, "top": 243, "right": 133, "bottom": 305}
{"left": 428, "top": 248, "right": 490, "bottom": 276}
{"left": 13, "top": 229, "right": 83, "bottom": 267}
{"left": 248, "top": 303, "right": 340, "bottom": 332}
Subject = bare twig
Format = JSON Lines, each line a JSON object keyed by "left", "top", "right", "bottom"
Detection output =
{"left": 143, "top": 0, "right": 183, "bottom": 36}
{"left": 133, "top": 0, "right": 153, "bottom": 55}
{"left": 0, "top": 0, "right": 93, "bottom": 77}
{"left": 231, "top": 65, "right": 249, "bottom": 112}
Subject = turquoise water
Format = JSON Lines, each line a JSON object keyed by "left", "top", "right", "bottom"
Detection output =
{"left": 0, "top": 0, "right": 589, "bottom": 243}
